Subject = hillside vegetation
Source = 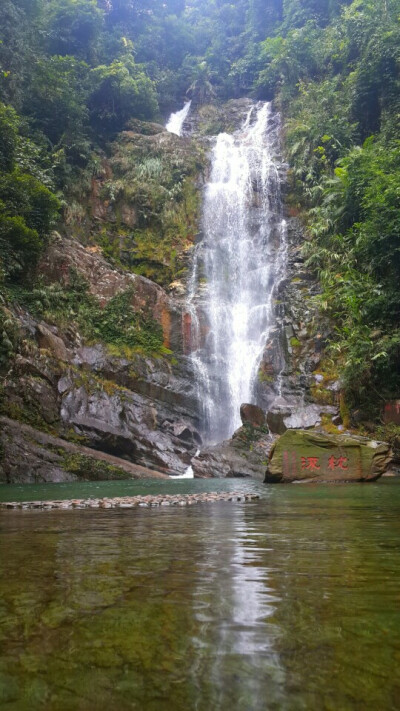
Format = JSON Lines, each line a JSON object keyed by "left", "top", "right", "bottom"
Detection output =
{"left": 0, "top": 0, "right": 399, "bottom": 420}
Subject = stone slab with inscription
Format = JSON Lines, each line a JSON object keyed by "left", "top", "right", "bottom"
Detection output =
{"left": 265, "top": 430, "right": 392, "bottom": 484}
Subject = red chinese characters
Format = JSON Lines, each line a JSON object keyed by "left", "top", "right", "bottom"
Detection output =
{"left": 298, "top": 454, "right": 349, "bottom": 473}
{"left": 301, "top": 456, "right": 321, "bottom": 471}
{"left": 328, "top": 455, "right": 348, "bottom": 471}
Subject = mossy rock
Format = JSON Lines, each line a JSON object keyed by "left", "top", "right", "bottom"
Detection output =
{"left": 265, "top": 429, "right": 392, "bottom": 484}
{"left": 61, "top": 453, "right": 129, "bottom": 481}
{"left": 125, "top": 119, "right": 165, "bottom": 135}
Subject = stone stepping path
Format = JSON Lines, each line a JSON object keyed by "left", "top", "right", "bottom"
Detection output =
{"left": 0, "top": 492, "right": 260, "bottom": 510}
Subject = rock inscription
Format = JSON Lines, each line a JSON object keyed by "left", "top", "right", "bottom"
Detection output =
{"left": 265, "top": 430, "right": 392, "bottom": 483}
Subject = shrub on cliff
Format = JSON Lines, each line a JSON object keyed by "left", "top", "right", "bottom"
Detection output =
{"left": 0, "top": 105, "right": 60, "bottom": 281}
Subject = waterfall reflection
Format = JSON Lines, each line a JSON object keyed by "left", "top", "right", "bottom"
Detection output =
{"left": 190, "top": 506, "right": 285, "bottom": 709}
{"left": 2, "top": 484, "right": 400, "bottom": 710}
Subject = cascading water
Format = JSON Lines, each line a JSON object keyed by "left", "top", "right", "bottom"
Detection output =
{"left": 166, "top": 100, "right": 192, "bottom": 136}
{"left": 188, "top": 102, "right": 287, "bottom": 444}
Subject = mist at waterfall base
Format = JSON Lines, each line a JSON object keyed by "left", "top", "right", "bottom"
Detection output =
{"left": 185, "top": 102, "right": 287, "bottom": 445}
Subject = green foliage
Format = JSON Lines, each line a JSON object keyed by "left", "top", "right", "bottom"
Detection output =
{"left": 258, "top": 0, "right": 400, "bottom": 416}
{"left": 0, "top": 100, "right": 60, "bottom": 284}
{"left": 375, "top": 422, "right": 400, "bottom": 451}
{"left": 0, "top": 173, "right": 60, "bottom": 237}
{"left": 0, "top": 172, "right": 60, "bottom": 280}
{"left": 89, "top": 55, "right": 158, "bottom": 135}
{"left": 98, "top": 128, "right": 204, "bottom": 284}
{"left": 24, "top": 56, "right": 90, "bottom": 146}
{"left": 0, "top": 307, "right": 19, "bottom": 370}
{"left": 10, "top": 275, "right": 166, "bottom": 355}
{"left": 285, "top": 78, "right": 356, "bottom": 199}
{"left": 44, "top": 0, "right": 104, "bottom": 62}
{"left": 0, "top": 104, "right": 19, "bottom": 173}
{"left": 302, "top": 137, "right": 400, "bottom": 411}
{"left": 0, "top": 216, "right": 42, "bottom": 280}
{"left": 0, "top": 0, "right": 35, "bottom": 106}
{"left": 88, "top": 289, "right": 165, "bottom": 354}
{"left": 255, "top": 23, "right": 323, "bottom": 101}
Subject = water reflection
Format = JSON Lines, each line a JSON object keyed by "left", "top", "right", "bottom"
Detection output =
{"left": 189, "top": 506, "right": 284, "bottom": 710}
{"left": 0, "top": 483, "right": 400, "bottom": 710}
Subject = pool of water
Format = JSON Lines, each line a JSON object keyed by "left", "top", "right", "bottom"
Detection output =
{"left": 1, "top": 479, "right": 400, "bottom": 710}
{"left": 0, "top": 477, "right": 264, "bottom": 503}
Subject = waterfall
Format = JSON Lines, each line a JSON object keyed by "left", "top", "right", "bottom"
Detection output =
{"left": 188, "top": 102, "right": 287, "bottom": 444}
{"left": 166, "top": 100, "right": 191, "bottom": 136}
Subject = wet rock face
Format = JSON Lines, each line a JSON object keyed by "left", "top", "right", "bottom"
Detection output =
{"left": 36, "top": 324, "right": 70, "bottom": 361}
{"left": 266, "top": 399, "right": 292, "bottom": 435}
{"left": 0, "top": 420, "right": 78, "bottom": 485}
{"left": 59, "top": 369, "right": 199, "bottom": 474}
{"left": 72, "top": 344, "right": 200, "bottom": 419}
{"left": 192, "top": 424, "right": 278, "bottom": 480}
{"left": 183, "top": 98, "right": 254, "bottom": 136}
{"left": 265, "top": 429, "right": 392, "bottom": 484}
{"left": 254, "top": 217, "right": 335, "bottom": 416}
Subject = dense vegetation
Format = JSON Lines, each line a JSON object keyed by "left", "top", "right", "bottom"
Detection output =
{"left": 264, "top": 0, "right": 400, "bottom": 417}
{"left": 0, "top": 0, "right": 399, "bottom": 417}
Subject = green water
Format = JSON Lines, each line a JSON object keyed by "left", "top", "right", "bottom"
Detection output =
{"left": 0, "top": 477, "right": 262, "bottom": 503}
{"left": 1, "top": 479, "right": 400, "bottom": 710}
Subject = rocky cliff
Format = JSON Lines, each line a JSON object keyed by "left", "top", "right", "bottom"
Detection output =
{"left": 0, "top": 111, "right": 214, "bottom": 483}
{"left": 0, "top": 235, "right": 203, "bottom": 482}
{"left": 0, "top": 101, "right": 377, "bottom": 484}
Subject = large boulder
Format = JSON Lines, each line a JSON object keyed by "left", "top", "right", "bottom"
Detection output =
{"left": 266, "top": 399, "right": 337, "bottom": 434}
{"left": 266, "top": 398, "right": 292, "bottom": 434}
{"left": 284, "top": 403, "right": 337, "bottom": 429}
{"left": 240, "top": 403, "right": 266, "bottom": 428}
{"left": 192, "top": 424, "right": 277, "bottom": 480}
{"left": 265, "top": 429, "right": 392, "bottom": 484}
{"left": 37, "top": 323, "right": 70, "bottom": 361}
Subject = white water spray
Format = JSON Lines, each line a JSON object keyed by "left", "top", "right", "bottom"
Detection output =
{"left": 188, "top": 102, "right": 287, "bottom": 443}
{"left": 169, "top": 450, "right": 200, "bottom": 479}
{"left": 166, "top": 100, "right": 192, "bottom": 136}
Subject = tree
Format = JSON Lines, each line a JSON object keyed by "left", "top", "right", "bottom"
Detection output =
{"left": 23, "top": 56, "right": 90, "bottom": 146}
{"left": 0, "top": 172, "right": 60, "bottom": 280}
{"left": 0, "top": 173, "right": 60, "bottom": 237}
{"left": 44, "top": 0, "right": 104, "bottom": 62}
{"left": 248, "top": 0, "right": 283, "bottom": 40}
{"left": 0, "top": 104, "right": 19, "bottom": 173}
{"left": 0, "top": 215, "right": 42, "bottom": 280}
{"left": 89, "top": 54, "right": 158, "bottom": 134}
{"left": 186, "top": 62, "right": 216, "bottom": 105}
